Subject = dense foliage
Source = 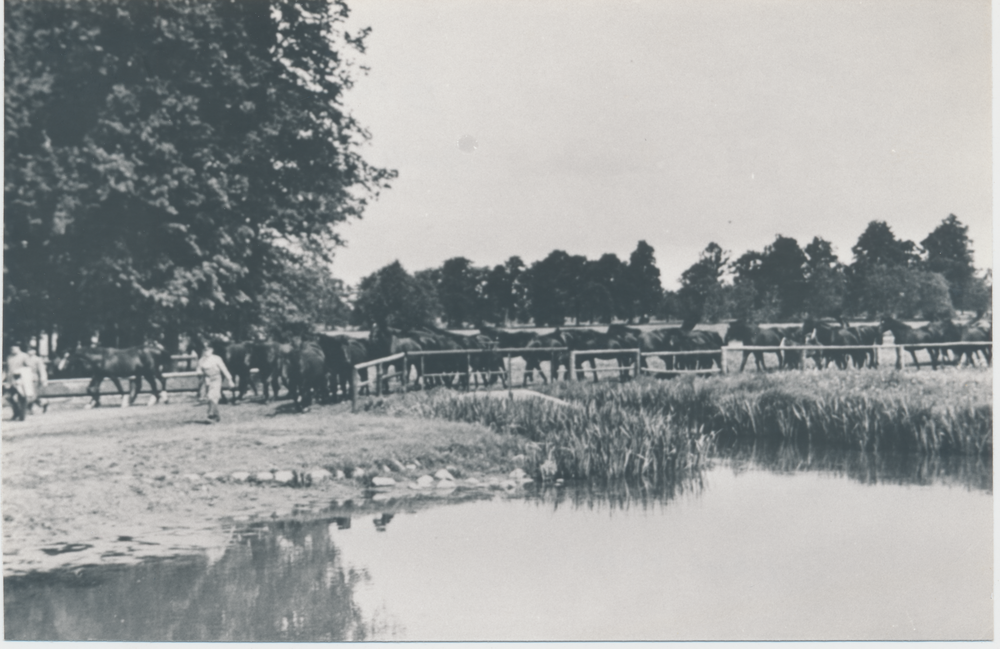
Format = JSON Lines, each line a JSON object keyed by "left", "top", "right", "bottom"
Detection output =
{"left": 355, "top": 216, "right": 990, "bottom": 330}
{"left": 4, "top": 0, "right": 395, "bottom": 349}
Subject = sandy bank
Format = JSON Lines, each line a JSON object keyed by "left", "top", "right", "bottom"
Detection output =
{"left": 1, "top": 395, "right": 531, "bottom": 576}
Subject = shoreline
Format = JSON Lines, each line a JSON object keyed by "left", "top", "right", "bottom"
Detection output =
{"left": 1, "top": 395, "right": 533, "bottom": 577}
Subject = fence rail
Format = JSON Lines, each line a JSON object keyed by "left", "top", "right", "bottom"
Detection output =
{"left": 35, "top": 341, "right": 991, "bottom": 406}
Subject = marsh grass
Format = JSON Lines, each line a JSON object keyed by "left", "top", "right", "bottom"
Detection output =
{"left": 538, "top": 369, "right": 992, "bottom": 455}
{"left": 363, "top": 368, "right": 990, "bottom": 481}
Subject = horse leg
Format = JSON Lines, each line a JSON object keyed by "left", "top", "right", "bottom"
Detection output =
{"left": 143, "top": 371, "right": 160, "bottom": 405}
{"left": 908, "top": 348, "right": 920, "bottom": 369}
{"left": 108, "top": 377, "right": 130, "bottom": 407}
{"left": 754, "top": 352, "right": 765, "bottom": 371}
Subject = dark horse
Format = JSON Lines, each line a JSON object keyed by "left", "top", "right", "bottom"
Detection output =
{"left": 57, "top": 344, "right": 169, "bottom": 407}
{"left": 478, "top": 324, "right": 550, "bottom": 385}
{"left": 801, "top": 319, "right": 864, "bottom": 369}
{"left": 723, "top": 320, "right": 785, "bottom": 371}
{"left": 318, "top": 334, "right": 373, "bottom": 401}
{"left": 286, "top": 339, "right": 326, "bottom": 410}
{"left": 557, "top": 328, "right": 634, "bottom": 382}
{"left": 223, "top": 341, "right": 289, "bottom": 402}
{"left": 878, "top": 316, "right": 944, "bottom": 370}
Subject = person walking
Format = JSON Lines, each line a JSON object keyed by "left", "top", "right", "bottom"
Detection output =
{"left": 25, "top": 348, "right": 49, "bottom": 414}
{"left": 6, "top": 346, "right": 33, "bottom": 420}
{"left": 196, "top": 343, "right": 233, "bottom": 423}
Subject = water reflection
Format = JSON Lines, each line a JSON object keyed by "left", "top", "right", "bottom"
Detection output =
{"left": 5, "top": 518, "right": 374, "bottom": 641}
{"left": 5, "top": 445, "right": 992, "bottom": 641}
{"left": 715, "top": 440, "right": 992, "bottom": 493}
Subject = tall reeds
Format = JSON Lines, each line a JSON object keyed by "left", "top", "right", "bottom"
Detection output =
{"left": 368, "top": 368, "right": 991, "bottom": 481}
{"left": 539, "top": 370, "right": 992, "bottom": 456}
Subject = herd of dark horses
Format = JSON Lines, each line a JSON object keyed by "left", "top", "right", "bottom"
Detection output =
{"left": 50, "top": 314, "right": 991, "bottom": 410}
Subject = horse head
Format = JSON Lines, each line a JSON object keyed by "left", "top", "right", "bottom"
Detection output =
{"left": 724, "top": 319, "right": 752, "bottom": 345}
{"left": 878, "top": 316, "right": 900, "bottom": 335}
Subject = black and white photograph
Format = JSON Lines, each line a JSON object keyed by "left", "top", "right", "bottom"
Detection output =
{"left": 1, "top": 0, "right": 993, "bottom": 641}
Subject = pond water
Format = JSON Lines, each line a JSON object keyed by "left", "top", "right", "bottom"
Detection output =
{"left": 4, "top": 446, "right": 992, "bottom": 641}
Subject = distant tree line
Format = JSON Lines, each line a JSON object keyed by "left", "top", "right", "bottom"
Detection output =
{"left": 353, "top": 215, "right": 992, "bottom": 330}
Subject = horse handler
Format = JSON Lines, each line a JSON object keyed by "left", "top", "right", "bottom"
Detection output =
{"left": 196, "top": 344, "right": 233, "bottom": 423}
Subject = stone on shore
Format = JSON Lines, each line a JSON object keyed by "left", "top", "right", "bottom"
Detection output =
{"left": 434, "top": 469, "right": 455, "bottom": 481}
{"left": 371, "top": 476, "right": 396, "bottom": 487}
{"left": 304, "top": 468, "right": 332, "bottom": 485}
{"left": 273, "top": 470, "right": 296, "bottom": 485}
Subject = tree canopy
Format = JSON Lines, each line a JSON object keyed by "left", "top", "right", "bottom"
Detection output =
{"left": 4, "top": 0, "right": 395, "bottom": 349}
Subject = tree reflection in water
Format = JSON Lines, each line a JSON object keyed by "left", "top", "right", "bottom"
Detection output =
{"left": 715, "top": 440, "right": 992, "bottom": 492}
{"left": 5, "top": 517, "right": 379, "bottom": 642}
{"left": 6, "top": 444, "right": 989, "bottom": 641}
{"left": 524, "top": 441, "right": 991, "bottom": 514}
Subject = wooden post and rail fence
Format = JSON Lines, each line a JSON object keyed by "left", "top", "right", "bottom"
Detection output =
{"left": 28, "top": 343, "right": 991, "bottom": 407}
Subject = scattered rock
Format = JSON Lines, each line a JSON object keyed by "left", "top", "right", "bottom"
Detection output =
{"left": 500, "top": 480, "right": 517, "bottom": 491}
{"left": 379, "top": 464, "right": 392, "bottom": 475}
{"left": 350, "top": 468, "right": 365, "bottom": 480}
{"left": 540, "top": 459, "right": 558, "bottom": 480}
{"left": 434, "top": 469, "right": 455, "bottom": 481}
{"left": 253, "top": 471, "right": 275, "bottom": 483}
{"left": 203, "top": 472, "right": 224, "bottom": 482}
{"left": 334, "top": 469, "right": 346, "bottom": 480}
{"left": 273, "top": 470, "right": 296, "bottom": 485}
{"left": 304, "top": 468, "right": 332, "bottom": 485}
{"left": 405, "top": 463, "right": 417, "bottom": 471}
{"left": 388, "top": 459, "right": 407, "bottom": 473}
{"left": 371, "top": 476, "right": 396, "bottom": 487}
{"left": 230, "top": 471, "right": 250, "bottom": 483}
{"left": 436, "top": 479, "right": 457, "bottom": 490}
{"left": 416, "top": 475, "right": 435, "bottom": 489}
{"left": 464, "top": 477, "right": 481, "bottom": 486}
{"left": 508, "top": 468, "right": 527, "bottom": 481}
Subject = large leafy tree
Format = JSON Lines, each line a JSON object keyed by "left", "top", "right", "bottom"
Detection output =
{"left": 802, "top": 237, "right": 847, "bottom": 318}
{"left": 352, "top": 261, "right": 439, "bottom": 331}
{"left": 625, "top": 240, "right": 663, "bottom": 322}
{"left": 677, "top": 242, "right": 728, "bottom": 323}
{"left": 730, "top": 235, "right": 806, "bottom": 320}
{"left": 524, "top": 250, "right": 587, "bottom": 327}
{"left": 4, "top": 0, "right": 395, "bottom": 350}
{"left": 920, "top": 214, "right": 977, "bottom": 311}
{"left": 482, "top": 256, "right": 527, "bottom": 325}
{"left": 847, "top": 221, "right": 919, "bottom": 317}
{"left": 436, "top": 257, "right": 484, "bottom": 328}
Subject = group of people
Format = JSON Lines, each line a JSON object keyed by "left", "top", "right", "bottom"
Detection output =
{"left": 3, "top": 345, "right": 50, "bottom": 420}
{"left": 3, "top": 341, "right": 234, "bottom": 424}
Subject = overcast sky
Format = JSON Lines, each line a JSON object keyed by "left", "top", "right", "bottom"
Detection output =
{"left": 336, "top": 0, "right": 992, "bottom": 290}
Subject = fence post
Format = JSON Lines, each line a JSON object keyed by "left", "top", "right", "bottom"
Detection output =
{"left": 507, "top": 352, "right": 514, "bottom": 399}
{"left": 376, "top": 363, "right": 383, "bottom": 397}
{"left": 351, "top": 367, "right": 359, "bottom": 413}
{"left": 420, "top": 356, "right": 426, "bottom": 388}
{"left": 895, "top": 346, "right": 903, "bottom": 370}
{"left": 568, "top": 351, "right": 576, "bottom": 381}
{"left": 466, "top": 352, "right": 472, "bottom": 391}
{"left": 634, "top": 350, "right": 642, "bottom": 379}
{"left": 719, "top": 348, "right": 727, "bottom": 374}
{"left": 402, "top": 353, "right": 409, "bottom": 391}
